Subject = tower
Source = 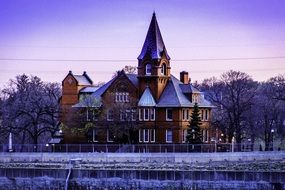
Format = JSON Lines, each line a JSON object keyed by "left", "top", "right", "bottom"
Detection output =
{"left": 137, "top": 13, "right": 171, "bottom": 101}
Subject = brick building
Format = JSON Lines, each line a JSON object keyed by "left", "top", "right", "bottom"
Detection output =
{"left": 60, "top": 13, "right": 214, "bottom": 144}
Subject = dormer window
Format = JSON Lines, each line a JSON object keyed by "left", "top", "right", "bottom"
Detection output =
{"left": 192, "top": 93, "right": 200, "bottom": 103}
{"left": 161, "top": 63, "right": 166, "bottom": 75}
{"left": 146, "top": 64, "right": 152, "bottom": 75}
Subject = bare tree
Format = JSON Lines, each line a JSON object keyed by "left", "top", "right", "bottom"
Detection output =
{"left": 268, "top": 74, "right": 285, "bottom": 101}
{"left": 201, "top": 71, "right": 258, "bottom": 145}
{"left": 112, "top": 65, "right": 137, "bottom": 78}
{"left": 0, "top": 74, "right": 61, "bottom": 149}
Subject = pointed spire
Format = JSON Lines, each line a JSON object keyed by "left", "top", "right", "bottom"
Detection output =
{"left": 138, "top": 13, "right": 170, "bottom": 60}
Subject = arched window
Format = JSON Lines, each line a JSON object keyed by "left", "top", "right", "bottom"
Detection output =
{"left": 161, "top": 63, "right": 166, "bottom": 75}
{"left": 146, "top": 64, "right": 152, "bottom": 75}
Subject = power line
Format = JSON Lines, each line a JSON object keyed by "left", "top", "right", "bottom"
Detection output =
{"left": 1, "top": 56, "right": 285, "bottom": 62}
{"left": 0, "top": 67, "right": 284, "bottom": 74}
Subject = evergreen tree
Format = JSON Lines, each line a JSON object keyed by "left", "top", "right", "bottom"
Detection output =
{"left": 186, "top": 103, "right": 202, "bottom": 144}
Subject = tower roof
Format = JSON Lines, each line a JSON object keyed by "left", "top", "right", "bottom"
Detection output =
{"left": 138, "top": 87, "right": 156, "bottom": 107}
{"left": 138, "top": 13, "right": 170, "bottom": 60}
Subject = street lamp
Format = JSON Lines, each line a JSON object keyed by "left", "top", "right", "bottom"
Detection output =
{"left": 271, "top": 129, "right": 274, "bottom": 151}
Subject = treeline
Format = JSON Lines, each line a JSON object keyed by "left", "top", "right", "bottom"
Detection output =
{"left": 198, "top": 70, "right": 285, "bottom": 150}
{"left": 0, "top": 74, "right": 61, "bottom": 146}
{"left": 0, "top": 70, "right": 284, "bottom": 150}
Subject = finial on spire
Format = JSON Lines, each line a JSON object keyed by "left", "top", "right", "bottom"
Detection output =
{"left": 153, "top": 11, "right": 156, "bottom": 17}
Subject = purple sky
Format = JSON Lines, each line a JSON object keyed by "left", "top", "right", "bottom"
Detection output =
{"left": 1, "top": 0, "right": 285, "bottom": 87}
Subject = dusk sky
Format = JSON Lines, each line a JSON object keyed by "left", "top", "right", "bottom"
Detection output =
{"left": 1, "top": 0, "right": 285, "bottom": 87}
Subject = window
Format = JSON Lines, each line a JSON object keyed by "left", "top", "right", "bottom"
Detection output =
{"left": 140, "top": 108, "right": 155, "bottom": 121}
{"left": 192, "top": 94, "right": 200, "bottom": 103}
{"left": 120, "top": 110, "right": 126, "bottom": 121}
{"left": 150, "top": 108, "right": 155, "bottom": 121}
{"left": 150, "top": 129, "right": 155, "bottom": 142}
{"left": 144, "top": 109, "right": 149, "bottom": 120}
{"left": 146, "top": 64, "right": 152, "bottom": 75}
{"left": 186, "top": 109, "right": 189, "bottom": 120}
{"left": 107, "top": 129, "right": 114, "bottom": 142}
{"left": 200, "top": 109, "right": 209, "bottom": 121}
{"left": 115, "top": 92, "right": 129, "bottom": 103}
{"left": 166, "top": 129, "right": 173, "bottom": 143}
{"left": 205, "top": 109, "right": 208, "bottom": 121}
{"left": 92, "top": 129, "right": 98, "bottom": 142}
{"left": 182, "top": 109, "right": 189, "bottom": 121}
{"left": 144, "top": 129, "right": 149, "bottom": 142}
{"left": 202, "top": 129, "right": 208, "bottom": 142}
{"left": 161, "top": 63, "right": 166, "bottom": 75}
{"left": 139, "top": 129, "right": 143, "bottom": 142}
{"left": 182, "top": 129, "right": 187, "bottom": 143}
{"left": 139, "top": 109, "right": 142, "bottom": 121}
{"left": 131, "top": 109, "right": 136, "bottom": 121}
{"left": 107, "top": 109, "right": 114, "bottom": 121}
{"left": 87, "top": 109, "right": 92, "bottom": 121}
{"left": 166, "top": 109, "right": 173, "bottom": 121}
{"left": 201, "top": 110, "right": 204, "bottom": 121}
{"left": 87, "top": 109, "right": 98, "bottom": 121}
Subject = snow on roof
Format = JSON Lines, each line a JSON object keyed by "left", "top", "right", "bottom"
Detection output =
{"left": 73, "top": 75, "right": 92, "bottom": 85}
{"left": 138, "top": 87, "right": 156, "bottom": 107}
{"left": 80, "top": 86, "right": 99, "bottom": 93}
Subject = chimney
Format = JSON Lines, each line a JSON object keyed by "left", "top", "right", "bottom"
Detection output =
{"left": 180, "top": 71, "right": 189, "bottom": 84}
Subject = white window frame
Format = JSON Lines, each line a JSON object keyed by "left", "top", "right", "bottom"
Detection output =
{"left": 120, "top": 110, "right": 126, "bottom": 121}
{"left": 86, "top": 109, "right": 91, "bottom": 121}
{"left": 205, "top": 109, "right": 208, "bottom": 121}
{"left": 126, "top": 92, "right": 130, "bottom": 102}
{"left": 150, "top": 108, "right": 155, "bottom": 121}
{"left": 166, "top": 129, "right": 173, "bottom": 143}
{"left": 166, "top": 109, "right": 173, "bottom": 121}
{"left": 144, "top": 109, "right": 149, "bottom": 121}
{"left": 107, "top": 129, "right": 114, "bottom": 142}
{"left": 146, "top": 64, "right": 152, "bottom": 75}
{"left": 182, "top": 129, "right": 187, "bottom": 143}
{"left": 186, "top": 109, "right": 189, "bottom": 120}
{"left": 139, "top": 129, "right": 143, "bottom": 143}
{"left": 161, "top": 64, "right": 166, "bottom": 75}
{"left": 107, "top": 109, "right": 113, "bottom": 121}
{"left": 150, "top": 129, "right": 155, "bottom": 143}
{"left": 144, "top": 129, "right": 149, "bottom": 142}
{"left": 92, "top": 129, "right": 98, "bottom": 142}
{"left": 131, "top": 109, "right": 136, "bottom": 121}
{"left": 139, "top": 109, "right": 142, "bottom": 121}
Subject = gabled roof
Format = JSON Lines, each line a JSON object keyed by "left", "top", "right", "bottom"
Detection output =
{"left": 89, "top": 71, "right": 138, "bottom": 100}
{"left": 62, "top": 71, "right": 93, "bottom": 86}
{"left": 138, "top": 87, "right": 156, "bottom": 107}
{"left": 157, "top": 75, "right": 214, "bottom": 108}
{"left": 138, "top": 12, "right": 170, "bottom": 60}
{"left": 157, "top": 75, "right": 193, "bottom": 107}
{"left": 91, "top": 77, "right": 116, "bottom": 98}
